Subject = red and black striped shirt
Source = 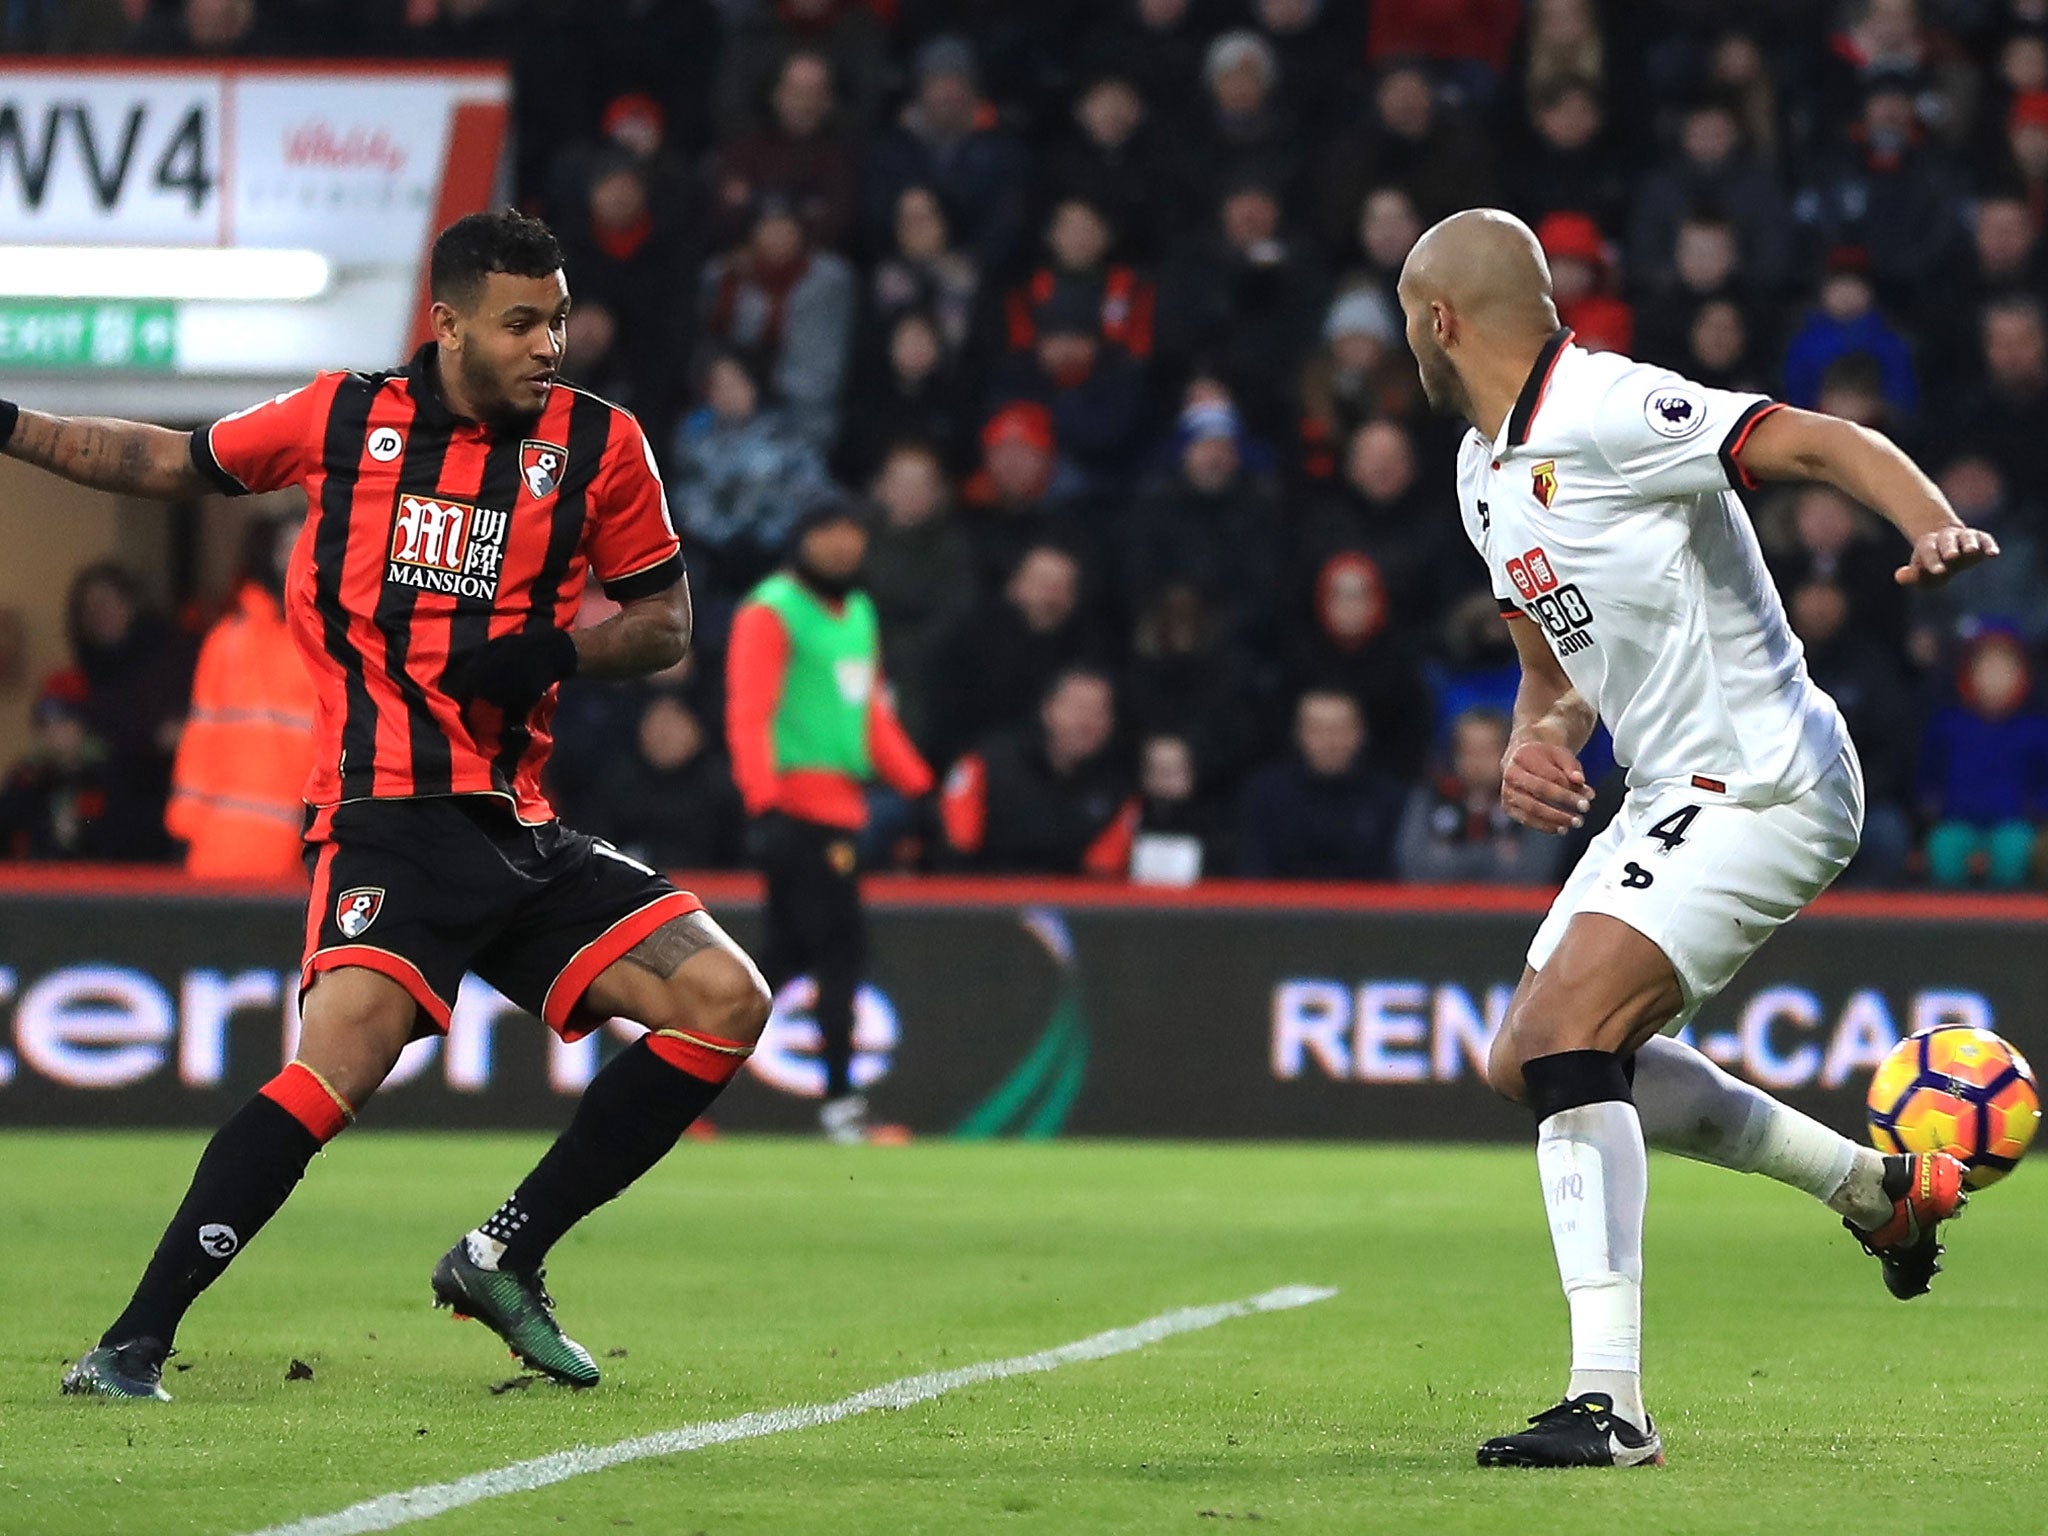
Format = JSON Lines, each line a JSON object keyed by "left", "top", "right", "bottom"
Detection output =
{"left": 192, "top": 343, "right": 683, "bottom": 824}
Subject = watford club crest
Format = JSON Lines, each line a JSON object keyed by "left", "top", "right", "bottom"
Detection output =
{"left": 520, "top": 439, "right": 567, "bottom": 500}
{"left": 1531, "top": 460, "right": 1559, "bottom": 510}
{"left": 335, "top": 887, "right": 384, "bottom": 939}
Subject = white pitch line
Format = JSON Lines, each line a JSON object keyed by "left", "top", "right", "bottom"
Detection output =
{"left": 243, "top": 1284, "right": 1337, "bottom": 1536}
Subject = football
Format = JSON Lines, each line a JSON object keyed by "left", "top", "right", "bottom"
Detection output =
{"left": 1866, "top": 1026, "right": 2041, "bottom": 1189}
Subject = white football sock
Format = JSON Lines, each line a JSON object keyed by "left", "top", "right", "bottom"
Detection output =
{"left": 1537, "top": 1100, "right": 1648, "bottom": 1430}
{"left": 1630, "top": 1035, "right": 1889, "bottom": 1226}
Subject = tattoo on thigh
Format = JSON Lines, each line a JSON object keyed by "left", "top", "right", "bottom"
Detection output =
{"left": 623, "top": 913, "right": 718, "bottom": 980}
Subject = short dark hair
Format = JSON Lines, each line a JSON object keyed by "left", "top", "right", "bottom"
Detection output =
{"left": 430, "top": 208, "right": 564, "bottom": 310}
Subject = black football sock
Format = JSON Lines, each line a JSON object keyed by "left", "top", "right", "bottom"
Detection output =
{"left": 480, "top": 1035, "right": 745, "bottom": 1273}
{"left": 101, "top": 1083, "right": 342, "bottom": 1348}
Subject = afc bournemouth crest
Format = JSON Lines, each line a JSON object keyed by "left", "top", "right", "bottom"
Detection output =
{"left": 1531, "top": 460, "right": 1559, "bottom": 510}
{"left": 521, "top": 439, "right": 567, "bottom": 500}
{"left": 335, "top": 887, "right": 384, "bottom": 939}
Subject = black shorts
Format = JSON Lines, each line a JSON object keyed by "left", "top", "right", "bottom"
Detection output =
{"left": 301, "top": 796, "right": 704, "bottom": 1041}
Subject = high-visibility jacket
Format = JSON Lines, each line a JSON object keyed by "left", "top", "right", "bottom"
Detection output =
{"left": 166, "top": 582, "right": 316, "bottom": 879}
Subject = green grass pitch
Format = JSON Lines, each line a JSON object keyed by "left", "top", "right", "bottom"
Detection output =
{"left": 1, "top": 1132, "right": 2042, "bottom": 1535}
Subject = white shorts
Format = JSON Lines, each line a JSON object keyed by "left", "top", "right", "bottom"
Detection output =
{"left": 1526, "top": 749, "right": 1864, "bottom": 1029}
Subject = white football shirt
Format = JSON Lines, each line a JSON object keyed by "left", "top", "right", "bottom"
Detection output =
{"left": 1456, "top": 330, "right": 1850, "bottom": 806}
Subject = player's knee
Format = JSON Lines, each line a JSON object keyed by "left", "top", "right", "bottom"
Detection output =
{"left": 665, "top": 952, "right": 773, "bottom": 1045}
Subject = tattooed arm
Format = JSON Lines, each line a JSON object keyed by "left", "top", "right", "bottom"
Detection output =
{"left": 2, "top": 407, "right": 214, "bottom": 501}
{"left": 573, "top": 579, "right": 692, "bottom": 678}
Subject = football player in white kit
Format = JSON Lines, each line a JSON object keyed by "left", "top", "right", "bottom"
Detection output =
{"left": 1395, "top": 210, "right": 2000, "bottom": 1470}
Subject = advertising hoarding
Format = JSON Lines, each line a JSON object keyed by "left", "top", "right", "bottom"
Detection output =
{"left": 2, "top": 878, "right": 2040, "bottom": 1143}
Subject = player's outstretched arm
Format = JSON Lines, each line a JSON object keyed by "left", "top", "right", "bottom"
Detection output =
{"left": 0, "top": 399, "right": 213, "bottom": 501}
{"left": 1502, "top": 612, "right": 1599, "bottom": 835}
{"left": 1734, "top": 406, "right": 1999, "bottom": 589}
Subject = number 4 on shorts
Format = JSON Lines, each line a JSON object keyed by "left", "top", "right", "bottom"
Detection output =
{"left": 1647, "top": 804, "right": 1700, "bottom": 853}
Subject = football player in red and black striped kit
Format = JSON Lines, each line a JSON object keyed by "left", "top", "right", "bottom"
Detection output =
{"left": 2, "top": 210, "right": 774, "bottom": 1401}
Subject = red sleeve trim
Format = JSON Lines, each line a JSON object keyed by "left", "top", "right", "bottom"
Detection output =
{"left": 1718, "top": 400, "right": 1784, "bottom": 491}
{"left": 1499, "top": 599, "right": 1526, "bottom": 619}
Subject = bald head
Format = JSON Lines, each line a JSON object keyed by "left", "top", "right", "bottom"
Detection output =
{"left": 1396, "top": 208, "right": 1563, "bottom": 428}
{"left": 1399, "top": 209, "right": 1558, "bottom": 334}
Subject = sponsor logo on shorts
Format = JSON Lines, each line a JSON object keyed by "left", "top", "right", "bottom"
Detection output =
{"left": 387, "top": 495, "right": 509, "bottom": 601}
{"left": 520, "top": 439, "right": 567, "bottom": 500}
{"left": 336, "top": 886, "right": 384, "bottom": 938}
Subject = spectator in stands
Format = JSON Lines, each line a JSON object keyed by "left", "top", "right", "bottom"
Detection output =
{"left": 1078, "top": 0, "right": 1215, "bottom": 140}
{"left": 167, "top": 516, "right": 315, "bottom": 881}
{"left": 1235, "top": 688, "right": 1406, "bottom": 880}
{"left": 1800, "top": 69, "right": 1966, "bottom": 305}
{"left": 559, "top": 156, "right": 692, "bottom": 419}
{"left": 941, "top": 666, "right": 1137, "bottom": 875}
{"left": 1128, "top": 731, "right": 1228, "bottom": 885}
{"left": 1043, "top": 74, "right": 1171, "bottom": 262}
{"left": 1365, "top": 0, "right": 1519, "bottom": 90}
{"left": 958, "top": 402, "right": 1091, "bottom": 588}
{"left": 1768, "top": 484, "right": 1909, "bottom": 661}
{"left": 838, "top": 309, "right": 973, "bottom": 483}
{"left": 860, "top": 442, "right": 975, "bottom": 746}
{"left": 1155, "top": 179, "right": 1327, "bottom": 436}
{"left": 893, "top": 0, "right": 1083, "bottom": 129}
{"left": 1629, "top": 96, "right": 1792, "bottom": 298}
{"left": 1122, "top": 581, "right": 1274, "bottom": 791}
{"left": 1514, "top": 0, "right": 1606, "bottom": 110}
{"left": 131, "top": 0, "right": 285, "bottom": 54}
{"left": 1344, "top": 184, "right": 1425, "bottom": 304}
{"left": 1994, "top": 88, "right": 2048, "bottom": 212}
{"left": 1672, "top": 296, "right": 1769, "bottom": 394}
{"left": 0, "top": 674, "right": 110, "bottom": 861}
{"left": 1123, "top": 396, "right": 1284, "bottom": 646}
{"left": 866, "top": 185, "right": 981, "bottom": 364}
{"left": 60, "top": 562, "right": 193, "bottom": 862}
{"left": 1536, "top": 211, "right": 1634, "bottom": 354}
{"left": 1003, "top": 198, "right": 1155, "bottom": 367}
{"left": 1634, "top": 210, "right": 1751, "bottom": 369}
{"left": 699, "top": 194, "right": 856, "bottom": 447}
{"left": 1919, "top": 628, "right": 2048, "bottom": 890}
{"left": 1297, "top": 286, "right": 1415, "bottom": 482}
{"left": 1780, "top": 254, "right": 1918, "bottom": 420}
{"left": 1245, "top": 0, "right": 1356, "bottom": 138}
{"left": 985, "top": 288, "right": 1149, "bottom": 495}
{"left": 671, "top": 351, "right": 839, "bottom": 606}
{"left": 1786, "top": 577, "right": 1916, "bottom": 887}
{"left": 1927, "top": 192, "right": 2047, "bottom": 389}
{"left": 862, "top": 35, "right": 1033, "bottom": 272}
{"left": 1, "top": 0, "right": 130, "bottom": 51}
{"left": 1178, "top": 30, "right": 1305, "bottom": 220}
{"left": 1394, "top": 706, "right": 1563, "bottom": 885}
{"left": 1316, "top": 61, "right": 1499, "bottom": 242}
{"left": 927, "top": 542, "right": 1100, "bottom": 763}
{"left": 587, "top": 691, "right": 746, "bottom": 871}
{"left": 713, "top": 0, "right": 893, "bottom": 144}
{"left": 1944, "top": 293, "right": 2048, "bottom": 494}
{"left": 1283, "top": 549, "right": 1433, "bottom": 782}
{"left": 1909, "top": 454, "right": 2048, "bottom": 653}
{"left": 1294, "top": 419, "right": 1451, "bottom": 638}
{"left": 707, "top": 49, "right": 859, "bottom": 254}
{"left": 1511, "top": 77, "right": 1630, "bottom": 235}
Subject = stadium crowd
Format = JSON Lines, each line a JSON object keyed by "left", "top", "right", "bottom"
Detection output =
{"left": 6, "top": 0, "right": 2048, "bottom": 890}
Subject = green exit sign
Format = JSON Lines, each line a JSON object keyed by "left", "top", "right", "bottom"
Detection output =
{"left": 0, "top": 302, "right": 177, "bottom": 370}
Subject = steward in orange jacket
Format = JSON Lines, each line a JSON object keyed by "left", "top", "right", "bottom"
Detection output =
{"left": 167, "top": 573, "right": 315, "bottom": 880}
